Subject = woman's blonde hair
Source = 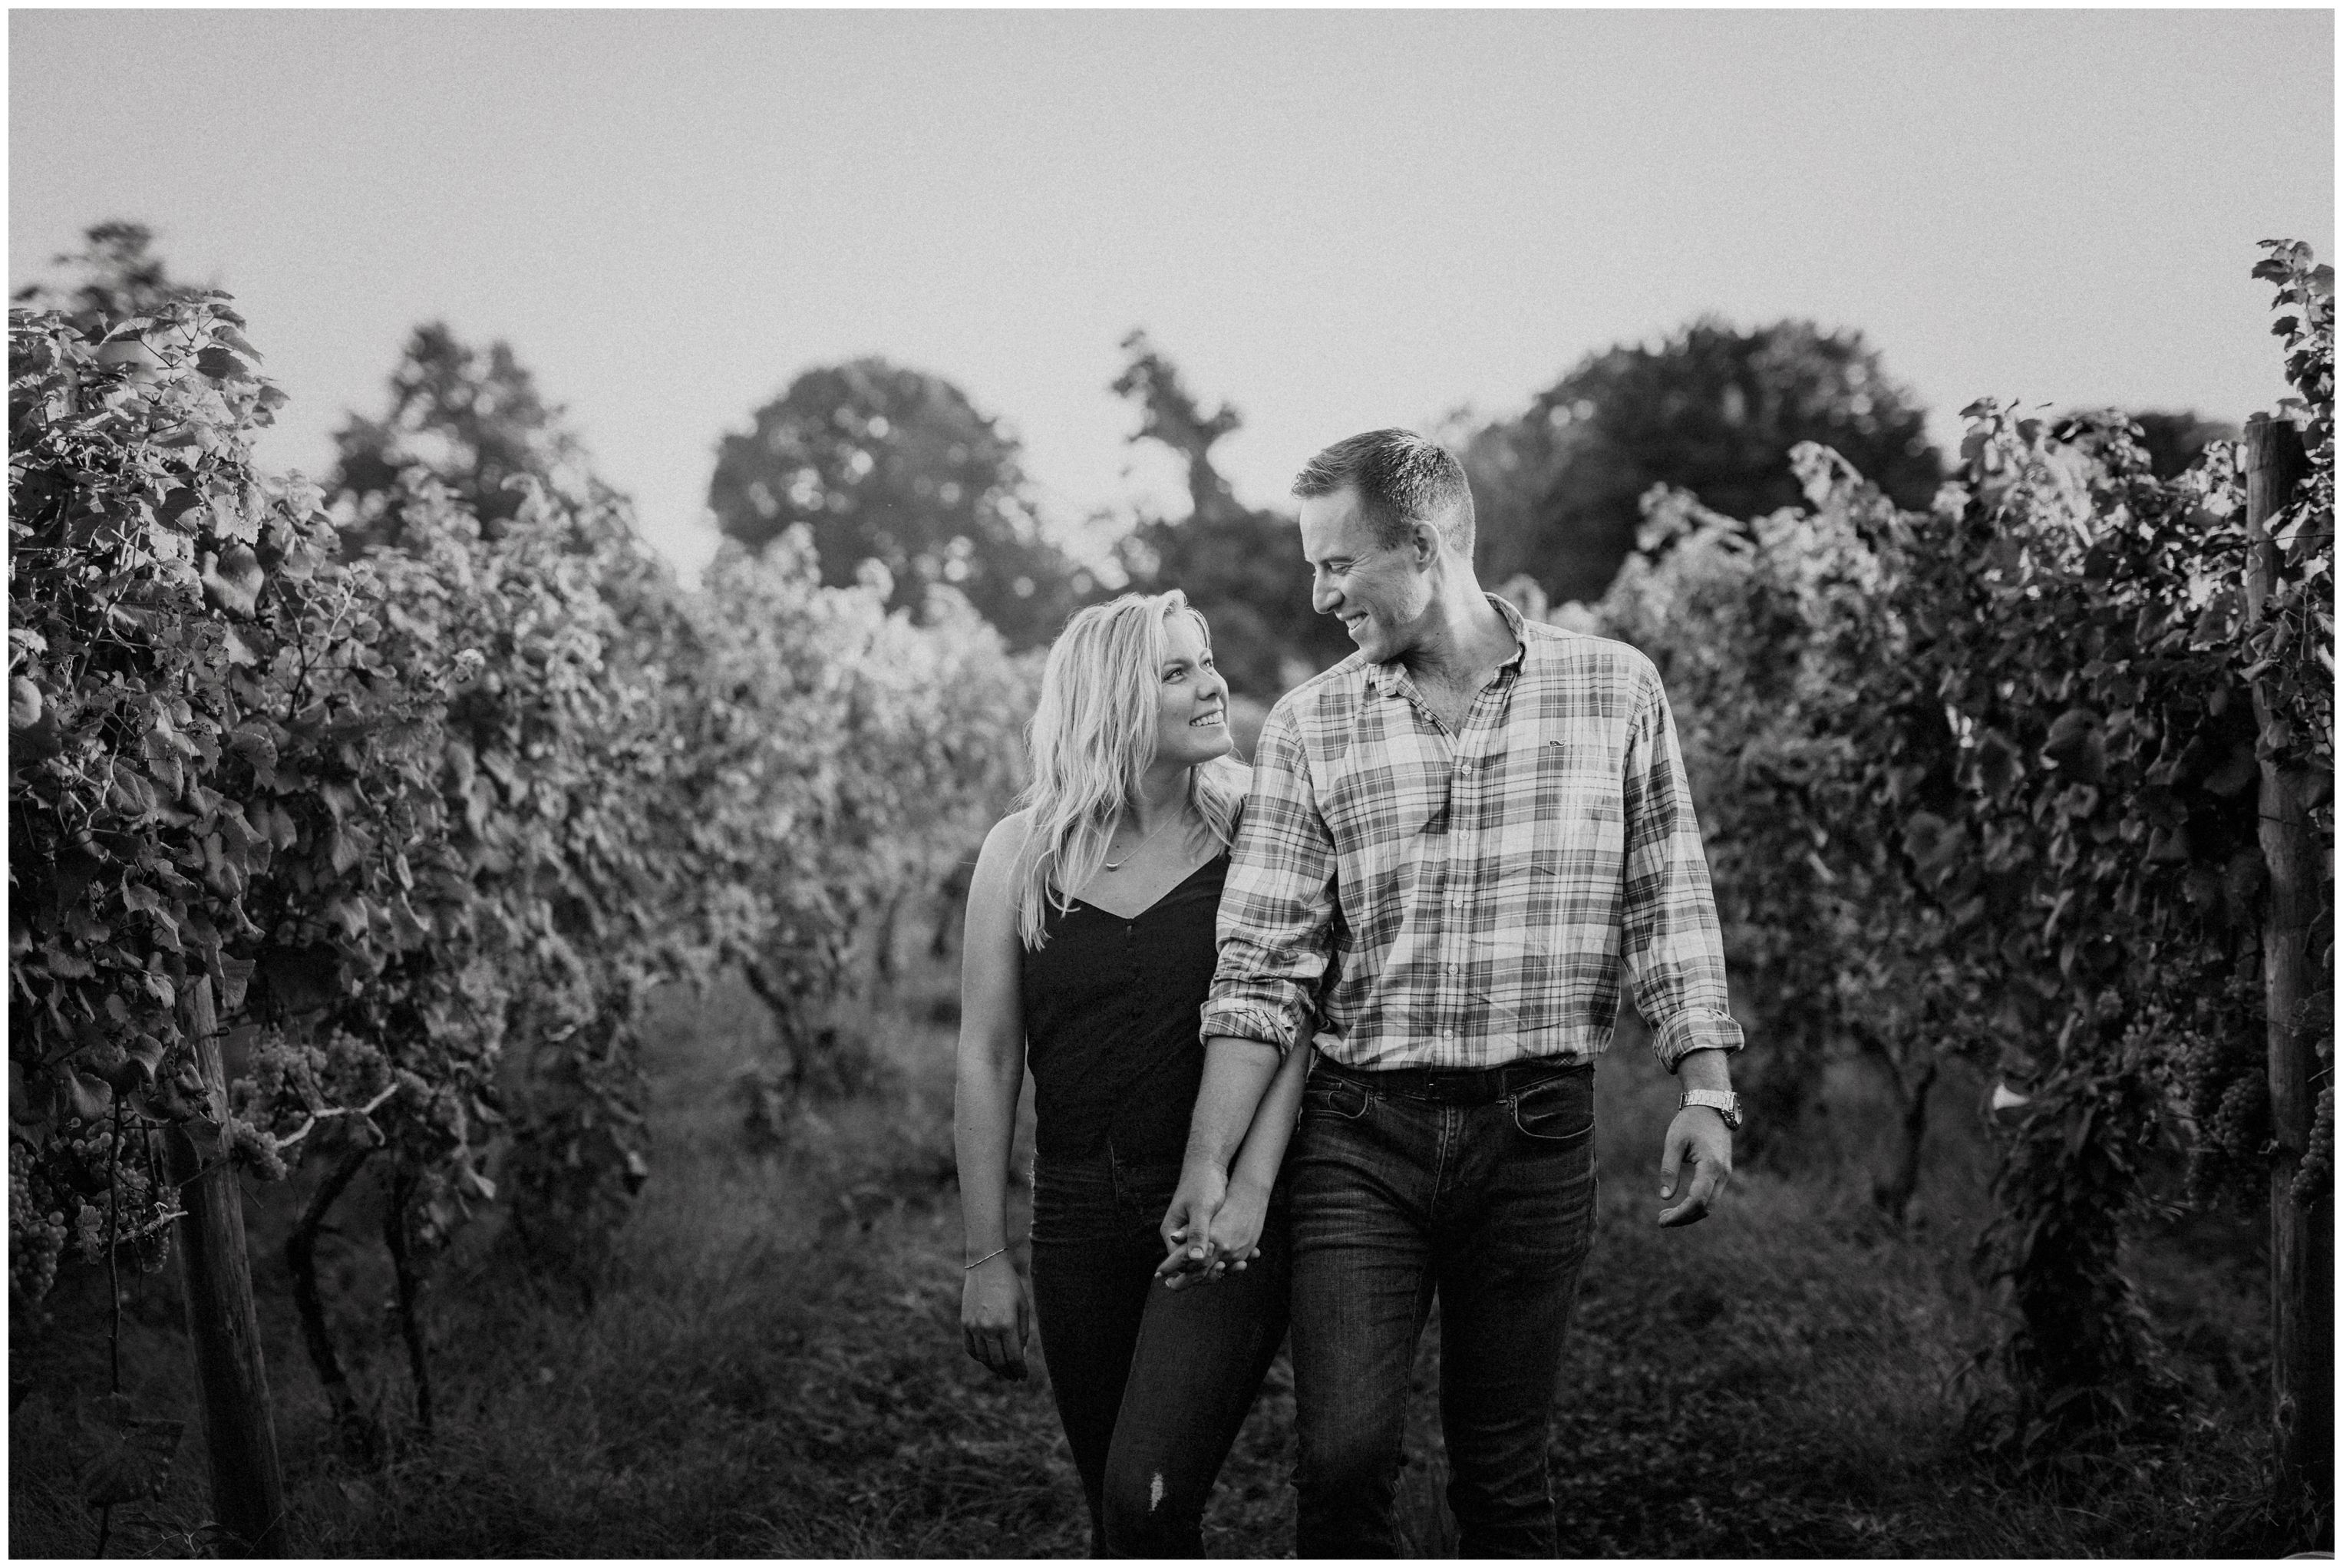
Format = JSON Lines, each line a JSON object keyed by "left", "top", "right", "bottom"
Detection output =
{"left": 1014, "top": 590, "right": 1246, "bottom": 948}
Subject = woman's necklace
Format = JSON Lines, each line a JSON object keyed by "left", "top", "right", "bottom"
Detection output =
{"left": 1102, "top": 810, "right": 1186, "bottom": 872}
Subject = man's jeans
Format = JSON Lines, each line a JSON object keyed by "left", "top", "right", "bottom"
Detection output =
{"left": 1029, "top": 1148, "right": 1291, "bottom": 1558}
{"left": 1289, "top": 1058, "right": 1598, "bottom": 1558}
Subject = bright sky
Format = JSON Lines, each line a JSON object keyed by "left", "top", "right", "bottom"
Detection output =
{"left": 11, "top": 10, "right": 2333, "bottom": 579}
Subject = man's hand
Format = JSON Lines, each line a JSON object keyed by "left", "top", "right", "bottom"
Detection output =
{"left": 1205, "top": 1177, "right": 1270, "bottom": 1276}
{"left": 1156, "top": 1159, "right": 1228, "bottom": 1289}
{"left": 1159, "top": 1175, "right": 1269, "bottom": 1290}
{"left": 960, "top": 1253, "right": 1031, "bottom": 1380}
{"left": 1657, "top": 1106, "right": 1733, "bottom": 1227}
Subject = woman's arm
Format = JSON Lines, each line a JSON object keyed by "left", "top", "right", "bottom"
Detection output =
{"left": 1229, "top": 1038, "right": 1312, "bottom": 1203}
{"left": 953, "top": 814, "right": 1034, "bottom": 1380}
{"left": 1159, "top": 1041, "right": 1313, "bottom": 1288}
{"left": 1164, "top": 705, "right": 1336, "bottom": 1274}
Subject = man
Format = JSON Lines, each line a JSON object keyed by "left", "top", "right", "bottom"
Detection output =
{"left": 1158, "top": 429, "right": 1743, "bottom": 1557}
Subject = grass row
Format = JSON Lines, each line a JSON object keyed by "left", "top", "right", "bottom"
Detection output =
{"left": 10, "top": 957, "right": 2298, "bottom": 1556}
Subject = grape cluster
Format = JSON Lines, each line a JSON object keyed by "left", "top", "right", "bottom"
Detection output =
{"left": 321, "top": 1032, "right": 391, "bottom": 1104}
{"left": 10, "top": 1154, "right": 68, "bottom": 1304}
{"left": 2291, "top": 1084, "right": 2333, "bottom": 1207}
{"left": 8, "top": 1121, "right": 180, "bottom": 1302}
{"left": 2177, "top": 1035, "right": 2263, "bottom": 1206}
{"left": 2206, "top": 1073, "right": 2268, "bottom": 1162}
{"left": 223, "top": 1117, "right": 287, "bottom": 1182}
{"left": 2175, "top": 1028, "right": 2221, "bottom": 1111}
{"left": 2163, "top": 965, "right": 2280, "bottom": 1207}
{"left": 243, "top": 1039, "right": 292, "bottom": 1106}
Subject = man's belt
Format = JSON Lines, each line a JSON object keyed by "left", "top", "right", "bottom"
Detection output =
{"left": 1312, "top": 1054, "right": 1587, "bottom": 1106}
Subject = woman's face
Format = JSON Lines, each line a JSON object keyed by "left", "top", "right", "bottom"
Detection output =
{"left": 1149, "top": 610, "right": 1231, "bottom": 770}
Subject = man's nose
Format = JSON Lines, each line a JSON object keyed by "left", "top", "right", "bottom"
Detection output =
{"left": 1312, "top": 575, "right": 1341, "bottom": 616}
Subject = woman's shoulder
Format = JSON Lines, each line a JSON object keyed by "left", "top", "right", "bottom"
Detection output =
{"left": 971, "top": 809, "right": 1037, "bottom": 888}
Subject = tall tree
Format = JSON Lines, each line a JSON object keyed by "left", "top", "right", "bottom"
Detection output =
{"left": 1110, "top": 332, "right": 1351, "bottom": 698}
{"left": 11, "top": 220, "right": 200, "bottom": 321}
{"left": 1464, "top": 318, "right": 1942, "bottom": 604}
{"left": 328, "top": 323, "right": 597, "bottom": 552}
{"left": 706, "top": 359, "right": 1083, "bottom": 649}
{"left": 2121, "top": 411, "right": 2239, "bottom": 480}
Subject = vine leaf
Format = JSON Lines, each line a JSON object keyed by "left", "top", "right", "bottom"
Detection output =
{"left": 2039, "top": 708, "right": 2106, "bottom": 785}
{"left": 74, "top": 1395, "right": 185, "bottom": 1510}
{"left": 63, "top": 1071, "right": 114, "bottom": 1122}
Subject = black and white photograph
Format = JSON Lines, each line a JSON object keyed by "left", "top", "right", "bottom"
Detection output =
{"left": 7, "top": 7, "right": 2334, "bottom": 1558}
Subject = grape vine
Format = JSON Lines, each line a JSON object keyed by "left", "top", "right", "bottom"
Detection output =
{"left": 1586, "top": 239, "right": 2332, "bottom": 1453}
{"left": 9, "top": 287, "right": 1033, "bottom": 1461}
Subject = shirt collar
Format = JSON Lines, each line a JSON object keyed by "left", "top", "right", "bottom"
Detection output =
{"left": 1364, "top": 592, "right": 1533, "bottom": 698}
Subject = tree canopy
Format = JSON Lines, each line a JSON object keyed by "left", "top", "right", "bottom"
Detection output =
{"left": 10, "top": 221, "right": 200, "bottom": 322}
{"left": 328, "top": 323, "right": 599, "bottom": 553}
{"left": 2113, "top": 410, "right": 2238, "bottom": 480}
{"left": 1109, "top": 332, "right": 1352, "bottom": 698}
{"left": 1461, "top": 318, "right": 1943, "bottom": 604}
{"left": 706, "top": 359, "right": 1084, "bottom": 649}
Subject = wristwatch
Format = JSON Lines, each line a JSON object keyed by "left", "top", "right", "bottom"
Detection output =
{"left": 1680, "top": 1089, "right": 1742, "bottom": 1131}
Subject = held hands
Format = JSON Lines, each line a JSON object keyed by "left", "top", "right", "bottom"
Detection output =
{"left": 959, "top": 1253, "right": 1031, "bottom": 1381}
{"left": 1155, "top": 1158, "right": 1224, "bottom": 1289}
{"left": 1157, "top": 1177, "right": 1269, "bottom": 1291}
{"left": 1657, "top": 1105, "right": 1734, "bottom": 1227}
{"left": 1206, "top": 1179, "right": 1270, "bottom": 1271}
{"left": 1154, "top": 1159, "right": 1263, "bottom": 1290}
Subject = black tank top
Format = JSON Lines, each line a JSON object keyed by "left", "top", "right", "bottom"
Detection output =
{"left": 1020, "top": 853, "right": 1229, "bottom": 1163}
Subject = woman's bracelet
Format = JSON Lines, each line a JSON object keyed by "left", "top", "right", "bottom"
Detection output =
{"left": 963, "top": 1246, "right": 1008, "bottom": 1270}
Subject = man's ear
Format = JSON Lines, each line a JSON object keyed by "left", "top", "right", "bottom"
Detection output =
{"left": 1407, "top": 519, "right": 1444, "bottom": 569}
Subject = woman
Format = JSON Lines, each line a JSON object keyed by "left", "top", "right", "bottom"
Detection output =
{"left": 954, "top": 591, "right": 1312, "bottom": 1558}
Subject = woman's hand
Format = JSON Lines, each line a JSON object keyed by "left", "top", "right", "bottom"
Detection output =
{"left": 960, "top": 1253, "right": 1031, "bottom": 1381}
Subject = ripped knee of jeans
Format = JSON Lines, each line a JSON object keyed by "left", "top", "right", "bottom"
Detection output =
{"left": 1103, "top": 1467, "right": 1196, "bottom": 1553}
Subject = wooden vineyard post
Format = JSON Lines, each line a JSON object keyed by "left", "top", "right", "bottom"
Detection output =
{"left": 2242, "top": 411, "right": 2331, "bottom": 1530}
{"left": 165, "top": 975, "right": 289, "bottom": 1556}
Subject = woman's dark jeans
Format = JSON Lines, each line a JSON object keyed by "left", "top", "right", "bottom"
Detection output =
{"left": 1289, "top": 1060, "right": 1599, "bottom": 1559}
{"left": 1029, "top": 1147, "right": 1291, "bottom": 1558}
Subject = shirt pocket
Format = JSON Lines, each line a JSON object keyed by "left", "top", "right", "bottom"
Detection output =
{"left": 1524, "top": 730, "right": 1622, "bottom": 879}
{"left": 1483, "top": 735, "right": 1621, "bottom": 962}
{"left": 1318, "top": 740, "right": 1448, "bottom": 942}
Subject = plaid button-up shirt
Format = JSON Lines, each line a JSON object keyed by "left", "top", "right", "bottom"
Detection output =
{"left": 1200, "top": 595, "right": 1743, "bottom": 1071}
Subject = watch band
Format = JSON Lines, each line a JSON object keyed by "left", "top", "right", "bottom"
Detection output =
{"left": 1680, "top": 1088, "right": 1742, "bottom": 1130}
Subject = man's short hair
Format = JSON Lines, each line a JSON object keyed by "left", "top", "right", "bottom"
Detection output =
{"left": 1292, "top": 429, "right": 1476, "bottom": 560}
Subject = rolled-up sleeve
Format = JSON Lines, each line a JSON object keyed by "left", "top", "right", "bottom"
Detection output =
{"left": 1619, "top": 668, "right": 1745, "bottom": 1070}
{"left": 1199, "top": 703, "right": 1336, "bottom": 1055}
